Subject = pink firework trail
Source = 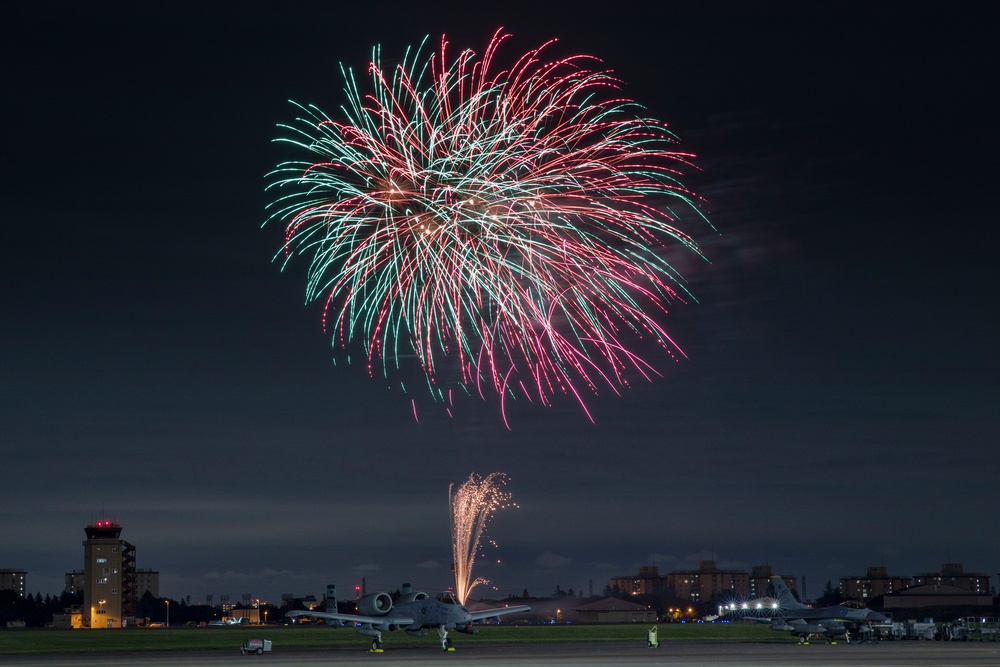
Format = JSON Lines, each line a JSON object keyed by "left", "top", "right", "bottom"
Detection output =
{"left": 267, "top": 29, "right": 712, "bottom": 423}
{"left": 449, "top": 472, "right": 515, "bottom": 604}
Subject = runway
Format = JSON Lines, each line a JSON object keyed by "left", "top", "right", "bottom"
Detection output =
{"left": 5, "top": 641, "right": 1000, "bottom": 666}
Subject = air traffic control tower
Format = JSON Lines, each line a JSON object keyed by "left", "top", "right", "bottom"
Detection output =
{"left": 82, "top": 520, "right": 136, "bottom": 628}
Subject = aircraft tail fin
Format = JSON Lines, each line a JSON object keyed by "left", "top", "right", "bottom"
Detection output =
{"left": 769, "top": 576, "right": 806, "bottom": 609}
{"left": 325, "top": 584, "right": 337, "bottom": 626}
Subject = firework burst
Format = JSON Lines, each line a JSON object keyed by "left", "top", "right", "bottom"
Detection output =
{"left": 266, "top": 29, "right": 711, "bottom": 423}
{"left": 449, "top": 472, "right": 515, "bottom": 604}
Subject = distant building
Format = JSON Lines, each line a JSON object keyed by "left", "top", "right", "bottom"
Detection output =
{"left": 912, "top": 563, "right": 991, "bottom": 594}
{"left": 135, "top": 568, "right": 160, "bottom": 599}
{"left": 81, "top": 520, "right": 136, "bottom": 628}
{"left": 0, "top": 569, "right": 27, "bottom": 597}
{"left": 610, "top": 562, "right": 797, "bottom": 604}
{"left": 65, "top": 570, "right": 85, "bottom": 596}
{"left": 840, "top": 566, "right": 912, "bottom": 601}
{"left": 883, "top": 583, "right": 993, "bottom": 610}
{"left": 575, "top": 597, "right": 658, "bottom": 623}
{"left": 667, "top": 561, "right": 750, "bottom": 602}
{"left": 52, "top": 606, "right": 84, "bottom": 629}
{"left": 609, "top": 565, "right": 668, "bottom": 597}
{"left": 232, "top": 606, "right": 262, "bottom": 624}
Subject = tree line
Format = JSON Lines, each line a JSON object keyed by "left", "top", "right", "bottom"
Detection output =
{"left": 0, "top": 590, "right": 82, "bottom": 627}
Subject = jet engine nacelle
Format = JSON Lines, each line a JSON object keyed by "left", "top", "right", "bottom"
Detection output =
{"left": 357, "top": 592, "right": 393, "bottom": 616}
{"left": 398, "top": 582, "right": 428, "bottom": 604}
{"left": 397, "top": 590, "right": 429, "bottom": 604}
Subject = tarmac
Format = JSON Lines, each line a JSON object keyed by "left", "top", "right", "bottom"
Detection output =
{"left": 5, "top": 641, "right": 1000, "bottom": 666}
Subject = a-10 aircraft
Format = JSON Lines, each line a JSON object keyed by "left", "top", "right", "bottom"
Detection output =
{"left": 765, "top": 576, "right": 890, "bottom": 644}
{"left": 286, "top": 584, "right": 530, "bottom": 651}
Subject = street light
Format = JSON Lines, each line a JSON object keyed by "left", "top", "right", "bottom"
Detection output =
{"left": 165, "top": 599, "right": 169, "bottom": 627}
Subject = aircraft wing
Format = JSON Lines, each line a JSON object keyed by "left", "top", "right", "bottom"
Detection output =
{"left": 773, "top": 618, "right": 845, "bottom": 634}
{"left": 286, "top": 609, "right": 416, "bottom": 627}
{"left": 743, "top": 616, "right": 776, "bottom": 624}
{"left": 468, "top": 605, "right": 531, "bottom": 622}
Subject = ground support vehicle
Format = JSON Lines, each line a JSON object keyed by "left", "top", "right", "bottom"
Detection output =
{"left": 889, "top": 619, "right": 936, "bottom": 640}
{"left": 240, "top": 638, "right": 273, "bottom": 655}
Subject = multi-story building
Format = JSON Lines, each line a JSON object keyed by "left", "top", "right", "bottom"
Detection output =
{"left": 608, "top": 565, "right": 668, "bottom": 597}
{"left": 135, "top": 568, "right": 160, "bottom": 599}
{"left": 912, "top": 562, "right": 991, "bottom": 594}
{"left": 64, "top": 570, "right": 86, "bottom": 596}
{"left": 840, "top": 566, "right": 912, "bottom": 601}
{"left": 82, "top": 520, "right": 136, "bottom": 628}
{"left": 667, "top": 561, "right": 751, "bottom": 603}
{"left": 610, "top": 562, "right": 798, "bottom": 604}
{"left": 0, "top": 569, "right": 27, "bottom": 597}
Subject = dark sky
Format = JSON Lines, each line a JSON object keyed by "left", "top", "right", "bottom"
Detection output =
{"left": 3, "top": 2, "right": 997, "bottom": 603}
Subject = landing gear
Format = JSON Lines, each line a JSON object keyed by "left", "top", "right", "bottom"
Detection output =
{"left": 798, "top": 634, "right": 810, "bottom": 645}
{"left": 369, "top": 632, "right": 384, "bottom": 653}
{"left": 438, "top": 626, "right": 455, "bottom": 651}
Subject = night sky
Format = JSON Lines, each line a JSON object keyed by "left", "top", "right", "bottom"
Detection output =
{"left": 3, "top": 2, "right": 997, "bottom": 604}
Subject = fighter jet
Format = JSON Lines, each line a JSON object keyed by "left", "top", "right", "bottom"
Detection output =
{"left": 286, "top": 584, "right": 530, "bottom": 651}
{"left": 765, "top": 576, "right": 889, "bottom": 644}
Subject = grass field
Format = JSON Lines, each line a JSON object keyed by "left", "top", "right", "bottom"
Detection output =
{"left": 0, "top": 622, "right": 776, "bottom": 654}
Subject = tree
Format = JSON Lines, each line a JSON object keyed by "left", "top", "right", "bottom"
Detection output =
{"left": 136, "top": 591, "right": 162, "bottom": 624}
{"left": 59, "top": 590, "right": 82, "bottom": 609}
{"left": 815, "top": 580, "right": 844, "bottom": 606}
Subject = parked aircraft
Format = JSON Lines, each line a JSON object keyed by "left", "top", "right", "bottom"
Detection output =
{"left": 765, "top": 576, "right": 889, "bottom": 644}
{"left": 286, "top": 584, "right": 530, "bottom": 651}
